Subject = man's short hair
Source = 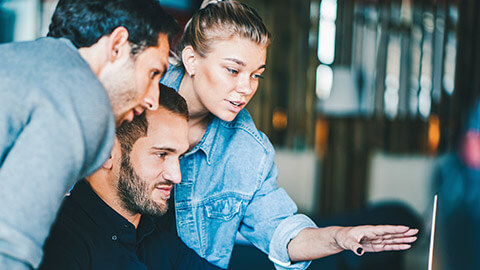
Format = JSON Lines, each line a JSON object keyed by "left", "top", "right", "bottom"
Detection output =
{"left": 47, "top": 0, "right": 180, "bottom": 55}
{"left": 116, "top": 84, "right": 189, "bottom": 155}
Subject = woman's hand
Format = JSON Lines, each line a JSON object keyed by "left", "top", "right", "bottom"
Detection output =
{"left": 333, "top": 225, "right": 419, "bottom": 256}
{"left": 287, "top": 225, "right": 418, "bottom": 261}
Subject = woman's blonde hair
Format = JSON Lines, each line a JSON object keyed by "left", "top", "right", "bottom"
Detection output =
{"left": 176, "top": 0, "right": 271, "bottom": 64}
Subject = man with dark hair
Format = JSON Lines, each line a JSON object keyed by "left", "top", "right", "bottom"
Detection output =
{"left": 40, "top": 85, "right": 219, "bottom": 270}
{"left": 47, "top": 0, "right": 180, "bottom": 124}
{"left": 0, "top": 1, "right": 179, "bottom": 269}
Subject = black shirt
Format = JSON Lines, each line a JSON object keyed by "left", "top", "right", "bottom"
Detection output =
{"left": 39, "top": 180, "right": 220, "bottom": 270}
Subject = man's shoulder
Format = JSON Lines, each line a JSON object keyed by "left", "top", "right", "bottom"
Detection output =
{"left": 40, "top": 196, "right": 94, "bottom": 269}
{"left": 0, "top": 38, "right": 116, "bottom": 179}
{"left": 0, "top": 38, "right": 78, "bottom": 65}
{"left": 0, "top": 37, "right": 104, "bottom": 99}
{"left": 50, "top": 195, "right": 99, "bottom": 243}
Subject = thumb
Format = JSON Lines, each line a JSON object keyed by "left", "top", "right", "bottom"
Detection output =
{"left": 343, "top": 237, "right": 364, "bottom": 256}
{"left": 354, "top": 245, "right": 364, "bottom": 256}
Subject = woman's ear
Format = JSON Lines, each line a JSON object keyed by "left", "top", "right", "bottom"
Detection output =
{"left": 182, "top": 45, "right": 197, "bottom": 77}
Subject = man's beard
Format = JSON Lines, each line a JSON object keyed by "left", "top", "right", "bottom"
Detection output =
{"left": 116, "top": 152, "right": 171, "bottom": 217}
{"left": 99, "top": 57, "right": 137, "bottom": 124}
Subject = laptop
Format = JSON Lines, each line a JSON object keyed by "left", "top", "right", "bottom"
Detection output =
{"left": 427, "top": 194, "right": 438, "bottom": 270}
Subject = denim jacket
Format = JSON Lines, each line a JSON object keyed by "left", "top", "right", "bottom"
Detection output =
{"left": 161, "top": 66, "right": 317, "bottom": 270}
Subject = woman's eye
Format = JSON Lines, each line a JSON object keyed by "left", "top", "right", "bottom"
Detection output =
{"left": 226, "top": 68, "right": 238, "bottom": 74}
{"left": 156, "top": 152, "right": 167, "bottom": 158}
{"left": 252, "top": 74, "right": 264, "bottom": 79}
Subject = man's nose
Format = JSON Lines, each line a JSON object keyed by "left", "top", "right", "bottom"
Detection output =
{"left": 143, "top": 84, "right": 160, "bottom": 111}
{"left": 162, "top": 162, "right": 182, "bottom": 185}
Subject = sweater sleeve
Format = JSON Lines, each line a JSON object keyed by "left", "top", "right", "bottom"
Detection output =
{"left": 0, "top": 92, "right": 113, "bottom": 269}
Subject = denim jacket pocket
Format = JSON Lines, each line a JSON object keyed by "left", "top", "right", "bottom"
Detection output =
{"left": 204, "top": 196, "right": 243, "bottom": 221}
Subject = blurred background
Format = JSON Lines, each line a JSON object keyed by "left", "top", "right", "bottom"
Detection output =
{"left": 2, "top": 0, "right": 479, "bottom": 269}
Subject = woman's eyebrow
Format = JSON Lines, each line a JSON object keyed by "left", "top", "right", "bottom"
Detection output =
{"left": 223, "top": 57, "right": 245, "bottom": 66}
{"left": 223, "top": 58, "right": 266, "bottom": 70}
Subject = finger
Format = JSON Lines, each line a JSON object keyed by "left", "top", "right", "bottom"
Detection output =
{"left": 363, "top": 228, "right": 419, "bottom": 240}
{"left": 381, "top": 244, "right": 412, "bottom": 251}
{"left": 381, "top": 229, "right": 419, "bottom": 238}
{"left": 356, "top": 246, "right": 365, "bottom": 256}
{"left": 364, "top": 243, "right": 412, "bottom": 252}
{"left": 368, "top": 225, "right": 412, "bottom": 234}
{"left": 384, "top": 236, "right": 417, "bottom": 244}
{"left": 360, "top": 229, "right": 418, "bottom": 245}
{"left": 342, "top": 236, "right": 365, "bottom": 256}
{"left": 403, "top": 228, "right": 419, "bottom": 236}
{"left": 362, "top": 230, "right": 380, "bottom": 239}
{"left": 367, "top": 236, "right": 417, "bottom": 245}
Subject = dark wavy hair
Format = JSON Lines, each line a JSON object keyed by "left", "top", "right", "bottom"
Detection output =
{"left": 116, "top": 84, "right": 189, "bottom": 155}
{"left": 47, "top": 0, "right": 180, "bottom": 56}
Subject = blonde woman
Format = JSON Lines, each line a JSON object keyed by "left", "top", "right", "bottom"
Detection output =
{"left": 160, "top": 1, "right": 418, "bottom": 269}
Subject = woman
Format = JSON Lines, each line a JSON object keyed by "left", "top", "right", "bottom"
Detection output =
{"left": 160, "top": 1, "right": 418, "bottom": 269}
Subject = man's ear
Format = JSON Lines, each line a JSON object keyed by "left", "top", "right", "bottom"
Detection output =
{"left": 102, "top": 138, "right": 121, "bottom": 170}
{"left": 102, "top": 154, "right": 114, "bottom": 170}
{"left": 182, "top": 45, "right": 197, "bottom": 77}
{"left": 107, "top": 26, "right": 130, "bottom": 62}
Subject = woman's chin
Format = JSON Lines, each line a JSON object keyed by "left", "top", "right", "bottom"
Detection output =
{"left": 216, "top": 112, "right": 239, "bottom": 122}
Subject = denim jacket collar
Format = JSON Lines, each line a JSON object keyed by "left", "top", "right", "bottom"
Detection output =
{"left": 187, "top": 116, "right": 220, "bottom": 166}
{"left": 160, "top": 64, "right": 184, "bottom": 91}
{"left": 161, "top": 64, "right": 221, "bottom": 165}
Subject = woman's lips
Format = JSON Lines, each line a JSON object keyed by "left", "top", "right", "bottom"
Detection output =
{"left": 226, "top": 100, "right": 245, "bottom": 113}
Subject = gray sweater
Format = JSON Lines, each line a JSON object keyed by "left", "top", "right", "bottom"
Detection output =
{"left": 0, "top": 37, "right": 115, "bottom": 269}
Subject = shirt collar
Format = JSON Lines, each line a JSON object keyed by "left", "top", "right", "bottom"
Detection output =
{"left": 69, "top": 180, "right": 155, "bottom": 249}
{"left": 187, "top": 116, "right": 220, "bottom": 165}
{"left": 160, "top": 64, "right": 185, "bottom": 91}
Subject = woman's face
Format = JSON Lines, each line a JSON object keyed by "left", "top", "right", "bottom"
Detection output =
{"left": 189, "top": 36, "right": 267, "bottom": 122}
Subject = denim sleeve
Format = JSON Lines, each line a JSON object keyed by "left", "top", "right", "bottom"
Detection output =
{"left": 238, "top": 144, "right": 317, "bottom": 270}
{"left": 269, "top": 214, "right": 317, "bottom": 270}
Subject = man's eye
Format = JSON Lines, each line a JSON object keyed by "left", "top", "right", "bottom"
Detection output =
{"left": 252, "top": 74, "right": 264, "bottom": 79}
{"left": 156, "top": 152, "right": 167, "bottom": 158}
{"left": 151, "top": 70, "right": 161, "bottom": 79}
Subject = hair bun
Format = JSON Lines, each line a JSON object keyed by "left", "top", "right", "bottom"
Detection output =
{"left": 200, "top": 0, "right": 225, "bottom": 9}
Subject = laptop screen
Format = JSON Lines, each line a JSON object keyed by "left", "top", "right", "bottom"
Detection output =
{"left": 428, "top": 194, "right": 438, "bottom": 270}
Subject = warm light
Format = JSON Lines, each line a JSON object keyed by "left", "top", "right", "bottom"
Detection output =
{"left": 272, "top": 109, "right": 288, "bottom": 130}
{"left": 428, "top": 115, "right": 440, "bottom": 153}
{"left": 315, "top": 117, "right": 329, "bottom": 158}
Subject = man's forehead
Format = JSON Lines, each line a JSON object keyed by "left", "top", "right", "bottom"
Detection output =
{"left": 145, "top": 108, "right": 187, "bottom": 136}
{"left": 137, "top": 34, "right": 169, "bottom": 63}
